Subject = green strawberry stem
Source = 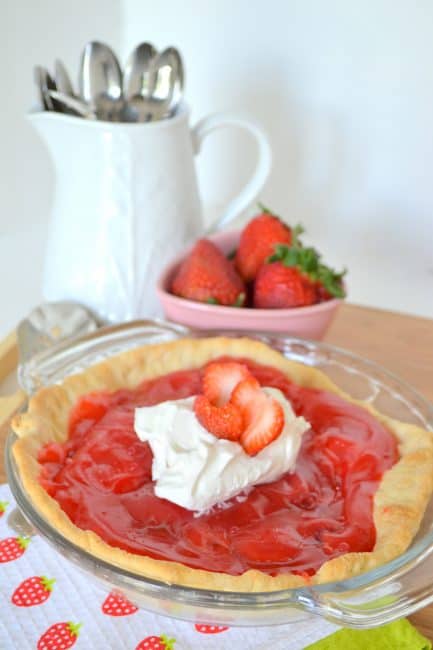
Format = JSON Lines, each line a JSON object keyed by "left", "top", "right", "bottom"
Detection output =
{"left": 268, "top": 243, "right": 347, "bottom": 298}
{"left": 41, "top": 576, "right": 56, "bottom": 592}
{"left": 291, "top": 223, "right": 305, "bottom": 247}
{"left": 18, "top": 536, "right": 31, "bottom": 550}
{"left": 257, "top": 201, "right": 274, "bottom": 215}
{"left": 0, "top": 501, "right": 9, "bottom": 513}
{"left": 160, "top": 634, "right": 176, "bottom": 650}
{"left": 67, "top": 622, "right": 82, "bottom": 638}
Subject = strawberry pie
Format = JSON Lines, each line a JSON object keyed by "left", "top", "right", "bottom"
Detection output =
{"left": 12, "top": 338, "right": 433, "bottom": 592}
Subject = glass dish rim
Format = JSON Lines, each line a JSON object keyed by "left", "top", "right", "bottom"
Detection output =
{"left": 6, "top": 319, "right": 433, "bottom": 606}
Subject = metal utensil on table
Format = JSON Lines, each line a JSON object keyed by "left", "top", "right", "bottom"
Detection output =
{"left": 79, "top": 41, "right": 124, "bottom": 121}
{"left": 47, "top": 90, "right": 96, "bottom": 118}
{"left": 17, "top": 302, "right": 98, "bottom": 387}
{"left": 7, "top": 302, "right": 98, "bottom": 537}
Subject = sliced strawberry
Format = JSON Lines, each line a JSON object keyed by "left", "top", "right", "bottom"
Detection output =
{"left": 230, "top": 375, "right": 260, "bottom": 408}
{"left": 194, "top": 395, "right": 244, "bottom": 441}
{"left": 203, "top": 361, "right": 251, "bottom": 407}
{"left": 232, "top": 378, "right": 284, "bottom": 455}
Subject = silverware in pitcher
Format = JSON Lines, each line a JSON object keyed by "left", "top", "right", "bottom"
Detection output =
{"left": 33, "top": 41, "right": 184, "bottom": 123}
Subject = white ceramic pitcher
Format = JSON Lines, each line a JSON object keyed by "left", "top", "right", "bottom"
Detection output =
{"left": 29, "top": 105, "right": 271, "bottom": 322}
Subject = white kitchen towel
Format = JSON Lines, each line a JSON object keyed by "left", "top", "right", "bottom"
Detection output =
{"left": 0, "top": 484, "right": 338, "bottom": 650}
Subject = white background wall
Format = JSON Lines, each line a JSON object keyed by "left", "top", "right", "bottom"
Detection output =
{"left": 0, "top": 0, "right": 123, "bottom": 335}
{"left": 1, "top": 0, "right": 432, "bottom": 335}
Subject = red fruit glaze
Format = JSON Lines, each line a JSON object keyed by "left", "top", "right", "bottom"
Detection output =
{"left": 37, "top": 360, "right": 398, "bottom": 577}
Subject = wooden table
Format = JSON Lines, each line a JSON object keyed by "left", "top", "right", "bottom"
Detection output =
{"left": 0, "top": 304, "right": 432, "bottom": 640}
{"left": 324, "top": 304, "right": 433, "bottom": 641}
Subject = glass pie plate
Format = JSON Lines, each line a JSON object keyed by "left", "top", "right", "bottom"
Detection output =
{"left": 5, "top": 320, "right": 433, "bottom": 629}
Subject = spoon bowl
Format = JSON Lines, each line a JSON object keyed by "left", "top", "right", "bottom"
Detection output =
{"left": 79, "top": 41, "right": 123, "bottom": 120}
{"left": 149, "top": 47, "right": 184, "bottom": 118}
{"left": 54, "top": 59, "right": 75, "bottom": 97}
{"left": 123, "top": 42, "right": 157, "bottom": 101}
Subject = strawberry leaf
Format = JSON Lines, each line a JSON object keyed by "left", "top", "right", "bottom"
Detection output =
{"left": 206, "top": 297, "right": 219, "bottom": 305}
{"left": 257, "top": 201, "right": 275, "bottom": 215}
{"left": 233, "top": 292, "right": 246, "bottom": 307}
{"left": 267, "top": 244, "right": 346, "bottom": 298}
{"left": 291, "top": 223, "right": 305, "bottom": 247}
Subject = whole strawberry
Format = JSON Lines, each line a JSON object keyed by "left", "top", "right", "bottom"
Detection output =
{"left": 171, "top": 239, "right": 245, "bottom": 306}
{"left": 135, "top": 634, "right": 176, "bottom": 649}
{"left": 254, "top": 264, "right": 316, "bottom": 308}
{"left": 37, "top": 621, "right": 81, "bottom": 650}
{"left": 254, "top": 244, "right": 346, "bottom": 309}
{"left": 102, "top": 591, "right": 138, "bottom": 616}
{"left": 235, "top": 205, "right": 294, "bottom": 281}
{"left": 0, "top": 536, "right": 30, "bottom": 563}
{"left": 0, "top": 501, "right": 8, "bottom": 517}
{"left": 12, "top": 575, "right": 55, "bottom": 606}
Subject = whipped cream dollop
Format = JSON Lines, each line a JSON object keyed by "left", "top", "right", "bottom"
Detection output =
{"left": 134, "top": 388, "right": 310, "bottom": 512}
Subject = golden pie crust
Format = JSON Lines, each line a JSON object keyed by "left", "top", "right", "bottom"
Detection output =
{"left": 11, "top": 337, "right": 433, "bottom": 592}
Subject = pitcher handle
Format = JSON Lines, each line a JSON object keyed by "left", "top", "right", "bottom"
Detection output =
{"left": 191, "top": 112, "right": 272, "bottom": 233}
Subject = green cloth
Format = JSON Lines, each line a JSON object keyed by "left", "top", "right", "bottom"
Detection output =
{"left": 305, "top": 619, "right": 431, "bottom": 650}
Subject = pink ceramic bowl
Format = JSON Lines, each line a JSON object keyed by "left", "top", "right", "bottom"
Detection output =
{"left": 157, "top": 230, "right": 343, "bottom": 339}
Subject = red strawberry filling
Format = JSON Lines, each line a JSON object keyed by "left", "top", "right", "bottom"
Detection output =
{"left": 37, "top": 359, "right": 398, "bottom": 577}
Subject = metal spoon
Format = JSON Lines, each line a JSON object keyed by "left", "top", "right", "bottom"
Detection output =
{"left": 160, "top": 46, "right": 184, "bottom": 114}
{"left": 54, "top": 59, "right": 75, "bottom": 97}
{"left": 123, "top": 94, "right": 167, "bottom": 122}
{"left": 148, "top": 46, "right": 184, "bottom": 119}
{"left": 47, "top": 90, "right": 96, "bottom": 119}
{"left": 79, "top": 41, "right": 123, "bottom": 121}
{"left": 123, "top": 42, "right": 157, "bottom": 101}
{"left": 34, "top": 65, "right": 57, "bottom": 111}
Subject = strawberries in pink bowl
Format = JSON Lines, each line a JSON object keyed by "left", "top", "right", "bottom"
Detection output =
{"left": 157, "top": 207, "right": 346, "bottom": 339}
